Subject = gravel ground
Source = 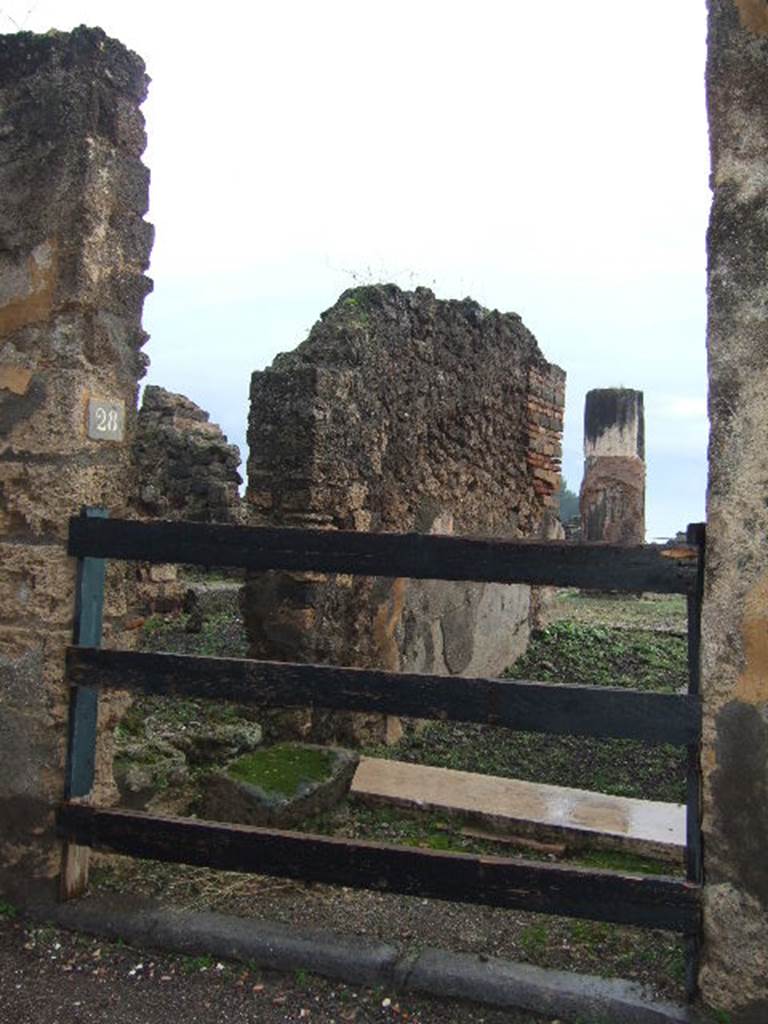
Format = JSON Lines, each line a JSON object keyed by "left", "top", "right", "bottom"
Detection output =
{"left": 91, "top": 857, "right": 686, "bottom": 1005}
{"left": 0, "top": 913, "right": 562, "bottom": 1024}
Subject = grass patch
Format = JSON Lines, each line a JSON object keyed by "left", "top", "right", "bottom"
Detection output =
{"left": 0, "top": 898, "right": 17, "bottom": 919}
{"left": 519, "top": 922, "right": 550, "bottom": 958}
{"left": 508, "top": 621, "right": 687, "bottom": 693}
{"left": 576, "top": 849, "right": 671, "bottom": 876}
{"left": 306, "top": 804, "right": 510, "bottom": 855}
{"left": 227, "top": 745, "right": 335, "bottom": 796}
{"left": 547, "top": 590, "right": 687, "bottom": 633}
{"left": 181, "top": 953, "right": 215, "bottom": 973}
{"left": 141, "top": 610, "right": 248, "bottom": 659}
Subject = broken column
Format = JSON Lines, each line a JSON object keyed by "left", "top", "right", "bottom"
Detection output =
{"left": 700, "top": 2, "right": 768, "bottom": 1019}
{"left": 579, "top": 388, "right": 645, "bottom": 544}
{"left": 244, "top": 284, "right": 565, "bottom": 741}
{"left": 0, "top": 28, "right": 153, "bottom": 899}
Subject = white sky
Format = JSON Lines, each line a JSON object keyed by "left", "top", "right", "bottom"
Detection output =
{"left": 2, "top": 1, "right": 711, "bottom": 539}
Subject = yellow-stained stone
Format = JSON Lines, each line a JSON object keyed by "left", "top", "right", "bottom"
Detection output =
{"left": 0, "top": 364, "right": 32, "bottom": 395}
{"left": 736, "top": 0, "right": 768, "bottom": 35}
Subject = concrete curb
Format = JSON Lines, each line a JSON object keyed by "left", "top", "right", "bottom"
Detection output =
{"left": 29, "top": 895, "right": 703, "bottom": 1024}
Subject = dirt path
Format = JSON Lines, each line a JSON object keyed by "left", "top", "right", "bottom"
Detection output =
{"left": 0, "top": 914, "right": 555, "bottom": 1024}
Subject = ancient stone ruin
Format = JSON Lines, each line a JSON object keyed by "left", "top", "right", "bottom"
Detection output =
{"left": 134, "top": 385, "right": 242, "bottom": 524}
{"left": 0, "top": 27, "right": 153, "bottom": 896}
{"left": 579, "top": 387, "right": 645, "bottom": 544}
{"left": 132, "top": 385, "right": 243, "bottom": 612}
{"left": 244, "top": 284, "right": 565, "bottom": 738}
{"left": 0, "top": 11, "right": 766, "bottom": 1018}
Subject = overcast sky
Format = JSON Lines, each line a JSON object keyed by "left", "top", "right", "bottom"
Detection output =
{"left": 3, "top": 1, "right": 711, "bottom": 539}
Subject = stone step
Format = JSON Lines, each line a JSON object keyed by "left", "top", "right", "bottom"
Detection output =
{"left": 350, "top": 757, "right": 685, "bottom": 862}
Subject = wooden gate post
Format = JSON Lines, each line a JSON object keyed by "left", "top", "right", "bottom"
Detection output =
{"left": 61, "top": 509, "right": 108, "bottom": 900}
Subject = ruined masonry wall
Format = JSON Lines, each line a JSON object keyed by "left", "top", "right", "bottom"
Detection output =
{"left": 700, "top": 2, "right": 768, "bottom": 1018}
{"left": 135, "top": 385, "right": 242, "bottom": 525}
{"left": 133, "top": 385, "right": 243, "bottom": 612}
{"left": 244, "top": 285, "right": 564, "bottom": 741}
{"left": 0, "top": 28, "right": 153, "bottom": 898}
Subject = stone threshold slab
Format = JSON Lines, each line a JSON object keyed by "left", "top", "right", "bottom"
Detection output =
{"left": 351, "top": 757, "right": 685, "bottom": 861}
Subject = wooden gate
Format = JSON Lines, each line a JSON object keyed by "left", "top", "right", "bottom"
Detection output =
{"left": 58, "top": 511, "right": 704, "bottom": 999}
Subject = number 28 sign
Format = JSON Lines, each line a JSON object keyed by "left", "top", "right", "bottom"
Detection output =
{"left": 87, "top": 398, "right": 125, "bottom": 441}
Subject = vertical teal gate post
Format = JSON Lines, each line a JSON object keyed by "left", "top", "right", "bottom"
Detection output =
{"left": 61, "top": 507, "right": 108, "bottom": 898}
{"left": 684, "top": 521, "right": 705, "bottom": 1001}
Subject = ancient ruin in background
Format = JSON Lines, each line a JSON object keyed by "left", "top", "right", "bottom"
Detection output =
{"left": 135, "top": 385, "right": 241, "bottom": 525}
{"left": 133, "top": 385, "right": 242, "bottom": 612}
{"left": 244, "top": 284, "right": 564, "bottom": 740}
{"left": 579, "top": 387, "right": 645, "bottom": 544}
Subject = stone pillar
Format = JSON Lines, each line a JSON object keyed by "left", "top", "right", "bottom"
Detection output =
{"left": 0, "top": 28, "right": 152, "bottom": 901}
{"left": 579, "top": 388, "right": 645, "bottom": 544}
{"left": 699, "top": 3, "right": 768, "bottom": 1019}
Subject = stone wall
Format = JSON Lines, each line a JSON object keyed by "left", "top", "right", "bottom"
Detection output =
{"left": 132, "top": 385, "right": 243, "bottom": 613}
{"left": 700, "top": 2, "right": 768, "bottom": 1019}
{"left": 0, "top": 28, "right": 152, "bottom": 899}
{"left": 244, "top": 285, "right": 564, "bottom": 741}
{"left": 579, "top": 388, "right": 645, "bottom": 544}
{"left": 135, "top": 385, "right": 242, "bottom": 524}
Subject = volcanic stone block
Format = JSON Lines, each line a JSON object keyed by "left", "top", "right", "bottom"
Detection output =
{"left": 580, "top": 389, "right": 645, "bottom": 544}
{"left": 202, "top": 744, "right": 359, "bottom": 828}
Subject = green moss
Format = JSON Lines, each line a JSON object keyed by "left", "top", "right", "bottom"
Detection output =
{"left": 227, "top": 745, "right": 335, "bottom": 796}
{"left": 507, "top": 622, "right": 687, "bottom": 693}
{"left": 114, "top": 705, "right": 145, "bottom": 739}
{"left": 0, "top": 899, "right": 17, "bottom": 919}
{"left": 575, "top": 849, "right": 670, "bottom": 876}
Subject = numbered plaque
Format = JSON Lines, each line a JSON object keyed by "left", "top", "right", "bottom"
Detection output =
{"left": 87, "top": 398, "right": 125, "bottom": 441}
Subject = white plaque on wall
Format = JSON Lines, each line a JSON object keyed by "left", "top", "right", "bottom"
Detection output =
{"left": 87, "top": 398, "right": 125, "bottom": 441}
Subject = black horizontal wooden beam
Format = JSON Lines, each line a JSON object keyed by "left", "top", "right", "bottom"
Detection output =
{"left": 56, "top": 804, "right": 700, "bottom": 932}
{"left": 66, "top": 647, "right": 701, "bottom": 746}
{"left": 67, "top": 517, "right": 698, "bottom": 594}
